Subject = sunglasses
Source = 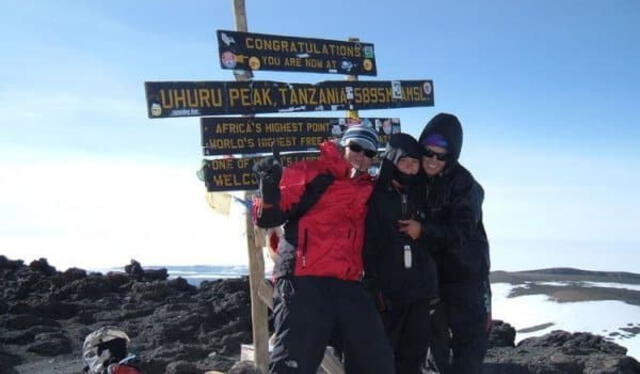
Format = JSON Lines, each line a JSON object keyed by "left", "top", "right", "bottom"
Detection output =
{"left": 347, "top": 143, "right": 377, "bottom": 158}
{"left": 423, "top": 148, "right": 448, "bottom": 161}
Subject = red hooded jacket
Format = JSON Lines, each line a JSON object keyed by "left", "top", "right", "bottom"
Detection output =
{"left": 257, "top": 141, "right": 375, "bottom": 281}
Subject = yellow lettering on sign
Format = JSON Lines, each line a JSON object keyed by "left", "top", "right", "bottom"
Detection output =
{"left": 198, "top": 89, "right": 212, "bottom": 107}
{"left": 284, "top": 57, "right": 302, "bottom": 67}
{"left": 289, "top": 88, "right": 299, "bottom": 106}
{"left": 325, "top": 60, "right": 336, "bottom": 69}
{"left": 207, "top": 138, "right": 257, "bottom": 150}
{"left": 237, "top": 158, "right": 250, "bottom": 169}
{"left": 174, "top": 89, "right": 187, "bottom": 107}
{"left": 240, "top": 88, "right": 251, "bottom": 106}
{"left": 339, "top": 88, "right": 347, "bottom": 104}
{"left": 209, "top": 159, "right": 233, "bottom": 170}
{"left": 159, "top": 88, "right": 223, "bottom": 109}
{"left": 308, "top": 88, "right": 317, "bottom": 105}
{"left": 159, "top": 90, "right": 172, "bottom": 109}
{"left": 384, "top": 87, "right": 393, "bottom": 102}
{"left": 278, "top": 87, "right": 288, "bottom": 105}
{"left": 212, "top": 174, "right": 225, "bottom": 186}
{"left": 324, "top": 45, "right": 333, "bottom": 55}
{"left": 264, "top": 122, "right": 303, "bottom": 133}
{"left": 299, "top": 136, "right": 323, "bottom": 146}
{"left": 296, "top": 88, "right": 307, "bottom": 105}
{"left": 242, "top": 173, "right": 255, "bottom": 186}
{"left": 229, "top": 88, "right": 241, "bottom": 107}
{"left": 306, "top": 122, "right": 328, "bottom": 132}
{"left": 305, "top": 59, "right": 323, "bottom": 68}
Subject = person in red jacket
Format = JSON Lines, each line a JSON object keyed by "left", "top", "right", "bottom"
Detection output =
{"left": 254, "top": 126, "right": 395, "bottom": 374}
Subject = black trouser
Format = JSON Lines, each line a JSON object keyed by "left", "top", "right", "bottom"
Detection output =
{"left": 384, "top": 298, "right": 431, "bottom": 374}
{"left": 428, "top": 281, "right": 491, "bottom": 374}
{"left": 343, "top": 298, "right": 431, "bottom": 374}
{"left": 269, "top": 276, "right": 395, "bottom": 374}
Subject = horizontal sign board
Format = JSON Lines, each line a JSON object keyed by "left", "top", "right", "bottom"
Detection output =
{"left": 217, "top": 30, "right": 376, "bottom": 76}
{"left": 201, "top": 117, "right": 400, "bottom": 155}
{"left": 145, "top": 80, "right": 433, "bottom": 118}
{"left": 202, "top": 152, "right": 320, "bottom": 191}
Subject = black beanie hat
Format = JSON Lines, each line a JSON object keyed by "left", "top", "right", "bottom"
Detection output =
{"left": 384, "top": 133, "right": 423, "bottom": 165}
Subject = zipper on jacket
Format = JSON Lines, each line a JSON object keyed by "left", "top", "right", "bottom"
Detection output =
{"left": 301, "top": 228, "right": 308, "bottom": 267}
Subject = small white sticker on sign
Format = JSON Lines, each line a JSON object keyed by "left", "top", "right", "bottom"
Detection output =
{"left": 392, "top": 81, "right": 402, "bottom": 99}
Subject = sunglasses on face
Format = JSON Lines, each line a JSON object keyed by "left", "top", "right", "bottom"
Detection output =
{"left": 423, "top": 148, "right": 448, "bottom": 161}
{"left": 347, "top": 143, "right": 377, "bottom": 158}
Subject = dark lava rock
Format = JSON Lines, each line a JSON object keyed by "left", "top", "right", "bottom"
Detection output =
{"left": 125, "top": 259, "right": 145, "bottom": 280}
{"left": 1, "top": 314, "right": 60, "bottom": 330}
{"left": 28, "top": 258, "right": 57, "bottom": 276}
{"left": 3, "top": 255, "right": 639, "bottom": 374}
{"left": 485, "top": 330, "right": 640, "bottom": 374}
{"left": 142, "top": 344, "right": 210, "bottom": 373}
{"left": 228, "top": 361, "right": 262, "bottom": 374}
{"left": 0, "top": 255, "right": 24, "bottom": 270}
{"left": 0, "top": 347, "right": 22, "bottom": 373}
{"left": 165, "top": 360, "right": 200, "bottom": 374}
{"left": 131, "top": 280, "right": 176, "bottom": 302}
{"left": 518, "top": 330, "right": 627, "bottom": 355}
{"left": 26, "top": 332, "right": 71, "bottom": 356}
{"left": 54, "top": 275, "right": 114, "bottom": 300}
{"left": 488, "top": 320, "right": 516, "bottom": 348}
{"left": 144, "top": 268, "right": 169, "bottom": 281}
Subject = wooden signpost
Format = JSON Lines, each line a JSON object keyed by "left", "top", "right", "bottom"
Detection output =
{"left": 144, "top": 0, "right": 434, "bottom": 372}
{"left": 217, "top": 30, "right": 377, "bottom": 75}
{"left": 145, "top": 79, "right": 433, "bottom": 118}
{"left": 201, "top": 117, "right": 399, "bottom": 155}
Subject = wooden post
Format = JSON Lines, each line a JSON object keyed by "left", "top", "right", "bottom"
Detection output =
{"left": 232, "top": 0, "right": 269, "bottom": 372}
{"left": 346, "top": 37, "right": 360, "bottom": 120}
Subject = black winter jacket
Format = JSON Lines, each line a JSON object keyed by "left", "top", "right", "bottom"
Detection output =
{"left": 363, "top": 162, "right": 439, "bottom": 303}
{"left": 419, "top": 113, "right": 490, "bottom": 284}
{"left": 422, "top": 164, "right": 490, "bottom": 284}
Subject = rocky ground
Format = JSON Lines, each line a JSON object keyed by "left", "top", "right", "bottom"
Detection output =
{"left": 2, "top": 256, "right": 640, "bottom": 373}
{"left": 1, "top": 256, "right": 252, "bottom": 373}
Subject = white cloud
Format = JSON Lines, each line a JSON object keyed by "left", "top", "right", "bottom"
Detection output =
{"left": 0, "top": 151, "right": 250, "bottom": 270}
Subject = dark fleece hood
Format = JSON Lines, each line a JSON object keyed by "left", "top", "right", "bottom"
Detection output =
{"left": 418, "top": 113, "right": 464, "bottom": 164}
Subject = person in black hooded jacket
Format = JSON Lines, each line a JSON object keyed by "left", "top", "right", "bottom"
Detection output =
{"left": 361, "top": 133, "right": 439, "bottom": 374}
{"left": 418, "top": 113, "right": 491, "bottom": 374}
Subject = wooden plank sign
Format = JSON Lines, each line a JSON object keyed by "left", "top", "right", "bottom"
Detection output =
{"left": 202, "top": 152, "right": 320, "bottom": 191}
{"left": 145, "top": 80, "right": 434, "bottom": 118}
{"left": 201, "top": 117, "right": 401, "bottom": 155}
{"left": 217, "top": 30, "right": 376, "bottom": 76}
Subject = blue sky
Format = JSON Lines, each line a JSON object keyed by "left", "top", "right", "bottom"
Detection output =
{"left": 1, "top": 0, "right": 638, "bottom": 271}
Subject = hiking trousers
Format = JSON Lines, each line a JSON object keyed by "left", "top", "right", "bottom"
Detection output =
{"left": 269, "top": 276, "right": 395, "bottom": 374}
{"left": 428, "top": 281, "right": 491, "bottom": 374}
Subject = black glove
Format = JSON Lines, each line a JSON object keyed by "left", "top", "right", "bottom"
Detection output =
{"left": 253, "top": 155, "right": 282, "bottom": 204}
